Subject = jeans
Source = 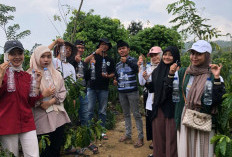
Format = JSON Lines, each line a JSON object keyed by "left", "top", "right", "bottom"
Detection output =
{"left": 79, "top": 95, "right": 89, "bottom": 126}
{"left": 87, "top": 88, "right": 109, "bottom": 127}
{"left": 119, "top": 90, "right": 144, "bottom": 140}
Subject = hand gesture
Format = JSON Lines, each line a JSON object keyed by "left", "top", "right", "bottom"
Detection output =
{"left": 55, "top": 38, "right": 64, "bottom": 45}
{"left": 137, "top": 56, "right": 143, "bottom": 66}
{"left": 34, "top": 70, "right": 42, "bottom": 83}
{"left": 210, "top": 63, "right": 222, "bottom": 79}
{"left": 142, "top": 71, "right": 149, "bottom": 80}
{"left": 120, "top": 57, "right": 127, "bottom": 63}
{"left": 0, "top": 62, "right": 9, "bottom": 79}
{"left": 169, "top": 63, "right": 178, "bottom": 75}
{"left": 113, "top": 77, "right": 118, "bottom": 86}
{"left": 90, "top": 58, "right": 96, "bottom": 64}
{"left": 102, "top": 72, "right": 108, "bottom": 78}
{"left": 75, "top": 54, "right": 82, "bottom": 63}
{"left": 41, "top": 100, "right": 51, "bottom": 110}
{"left": 42, "top": 86, "right": 55, "bottom": 98}
{"left": 95, "top": 47, "right": 103, "bottom": 55}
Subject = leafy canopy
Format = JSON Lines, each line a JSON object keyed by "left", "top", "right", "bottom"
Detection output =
{"left": 63, "top": 9, "right": 128, "bottom": 53}
{"left": 0, "top": 3, "right": 31, "bottom": 40}
{"left": 129, "top": 25, "right": 183, "bottom": 55}
{"left": 167, "top": 0, "right": 221, "bottom": 41}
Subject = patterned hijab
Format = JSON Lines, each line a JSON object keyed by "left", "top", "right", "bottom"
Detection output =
{"left": 185, "top": 52, "right": 211, "bottom": 108}
{"left": 27, "top": 45, "right": 63, "bottom": 92}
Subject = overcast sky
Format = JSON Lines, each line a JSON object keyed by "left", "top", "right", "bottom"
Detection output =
{"left": 0, "top": 0, "right": 232, "bottom": 52}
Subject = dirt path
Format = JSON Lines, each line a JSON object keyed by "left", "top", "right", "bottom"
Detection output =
{"left": 73, "top": 114, "right": 153, "bottom": 157}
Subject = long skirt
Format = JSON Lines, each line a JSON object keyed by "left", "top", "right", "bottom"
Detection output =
{"left": 152, "top": 108, "right": 177, "bottom": 157}
{"left": 143, "top": 91, "right": 153, "bottom": 141}
{"left": 177, "top": 107, "right": 215, "bottom": 157}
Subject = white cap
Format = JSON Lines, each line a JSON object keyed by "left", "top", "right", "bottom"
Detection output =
{"left": 188, "top": 40, "right": 212, "bottom": 54}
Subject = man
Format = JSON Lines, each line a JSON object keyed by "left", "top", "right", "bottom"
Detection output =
{"left": 50, "top": 40, "right": 77, "bottom": 81}
{"left": 72, "top": 39, "right": 89, "bottom": 126}
{"left": 114, "top": 40, "right": 144, "bottom": 148}
{"left": 85, "top": 38, "right": 115, "bottom": 139}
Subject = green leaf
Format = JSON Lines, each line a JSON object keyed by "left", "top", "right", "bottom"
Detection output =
{"left": 220, "top": 138, "right": 227, "bottom": 156}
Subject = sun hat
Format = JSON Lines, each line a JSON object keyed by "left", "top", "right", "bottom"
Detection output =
{"left": 188, "top": 40, "right": 212, "bottom": 53}
{"left": 148, "top": 46, "right": 162, "bottom": 56}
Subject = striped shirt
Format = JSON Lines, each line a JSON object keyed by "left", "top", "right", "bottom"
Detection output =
{"left": 115, "top": 56, "right": 138, "bottom": 93}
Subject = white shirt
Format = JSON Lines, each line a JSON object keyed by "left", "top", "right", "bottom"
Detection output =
{"left": 52, "top": 58, "right": 76, "bottom": 81}
{"left": 138, "top": 63, "right": 158, "bottom": 111}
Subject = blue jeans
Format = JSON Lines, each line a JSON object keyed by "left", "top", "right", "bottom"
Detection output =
{"left": 79, "top": 95, "right": 89, "bottom": 126}
{"left": 87, "top": 88, "right": 109, "bottom": 127}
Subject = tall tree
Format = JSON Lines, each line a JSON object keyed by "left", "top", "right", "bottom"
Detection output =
{"left": 0, "top": 3, "right": 31, "bottom": 40}
{"left": 63, "top": 10, "right": 129, "bottom": 53}
{"left": 129, "top": 25, "right": 183, "bottom": 55}
{"left": 128, "top": 20, "right": 143, "bottom": 36}
{"left": 166, "top": 0, "right": 221, "bottom": 41}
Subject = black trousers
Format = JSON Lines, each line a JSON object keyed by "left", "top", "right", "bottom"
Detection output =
{"left": 143, "top": 91, "right": 153, "bottom": 141}
{"left": 40, "top": 125, "right": 65, "bottom": 157}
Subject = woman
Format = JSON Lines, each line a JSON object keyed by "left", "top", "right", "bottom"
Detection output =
{"left": 28, "top": 45, "right": 71, "bottom": 157}
{"left": 0, "top": 40, "right": 46, "bottom": 157}
{"left": 148, "top": 46, "right": 180, "bottom": 157}
{"left": 168, "top": 40, "right": 225, "bottom": 157}
{"left": 137, "top": 46, "right": 162, "bottom": 155}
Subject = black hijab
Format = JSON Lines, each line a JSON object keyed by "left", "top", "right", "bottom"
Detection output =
{"left": 152, "top": 46, "right": 180, "bottom": 109}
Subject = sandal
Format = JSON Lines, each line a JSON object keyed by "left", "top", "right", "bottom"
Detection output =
{"left": 118, "top": 136, "right": 131, "bottom": 142}
{"left": 102, "top": 133, "right": 108, "bottom": 140}
{"left": 65, "top": 148, "right": 84, "bottom": 155}
{"left": 149, "top": 142, "right": 153, "bottom": 149}
{"left": 134, "top": 139, "right": 144, "bottom": 148}
{"left": 88, "top": 144, "right": 99, "bottom": 154}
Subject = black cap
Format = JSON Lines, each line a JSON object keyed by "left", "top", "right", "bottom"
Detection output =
{"left": 97, "top": 38, "right": 112, "bottom": 50}
{"left": 53, "top": 41, "right": 76, "bottom": 57}
{"left": 64, "top": 41, "right": 75, "bottom": 49}
{"left": 74, "top": 40, "right": 85, "bottom": 46}
{"left": 4, "top": 40, "right": 24, "bottom": 53}
{"left": 117, "top": 40, "right": 129, "bottom": 49}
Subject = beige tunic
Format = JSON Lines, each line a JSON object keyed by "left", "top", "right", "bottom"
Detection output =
{"left": 33, "top": 79, "right": 71, "bottom": 135}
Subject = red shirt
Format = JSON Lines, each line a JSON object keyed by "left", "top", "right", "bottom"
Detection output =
{"left": 0, "top": 70, "right": 43, "bottom": 135}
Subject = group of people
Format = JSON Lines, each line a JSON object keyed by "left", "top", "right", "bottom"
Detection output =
{"left": 0, "top": 38, "right": 225, "bottom": 157}
{"left": 137, "top": 40, "right": 225, "bottom": 157}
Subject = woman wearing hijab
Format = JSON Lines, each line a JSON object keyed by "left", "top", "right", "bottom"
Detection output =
{"left": 0, "top": 40, "right": 46, "bottom": 157}
{"left": 168, "top": 40, "right": 225, "bottom": 157}
{"left": 28, "top": 45, "right": 71, "bottom": 157}
{"left": 137, "top": 46, "right": 162, "bottom": 154}
{"left": 148, "top": 46, "right": 180, "bottom": 157}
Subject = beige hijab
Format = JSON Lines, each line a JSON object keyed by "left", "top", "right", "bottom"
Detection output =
{"left": 27, "top": 45, "right": 63, "bottom": 92}
{"left": 185, "top": 52, "right": 211, "bottom": 109}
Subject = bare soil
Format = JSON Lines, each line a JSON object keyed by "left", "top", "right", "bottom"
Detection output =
{"left": 63, "top": 114, "right": 152, "bottom": 157}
